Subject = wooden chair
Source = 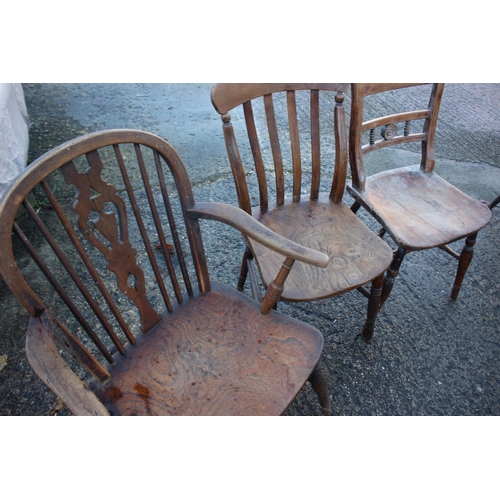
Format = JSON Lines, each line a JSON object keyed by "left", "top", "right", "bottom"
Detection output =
{"left": 348, "top": 83, "right": 493, "bottom": 304}
{"left": 0, "top": 129, "right": 334, "bottom": 416}
{"left": 211, "top": 84, "right": 393, "bottom": 341}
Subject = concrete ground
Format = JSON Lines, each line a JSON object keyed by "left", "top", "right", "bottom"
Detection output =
{"left": 0, "top": 83, "right": 499, "bottom": 416}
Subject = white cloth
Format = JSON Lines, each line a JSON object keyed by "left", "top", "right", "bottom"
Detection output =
{"left": 0, "top": 83, "right": 29, "bottom": 200}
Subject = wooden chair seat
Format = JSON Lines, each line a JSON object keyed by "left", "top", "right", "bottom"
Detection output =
{"left": 349, "top": 165, "right": 492, "bottom": 250}
{"left": 250, "top": 193, "right": 393, "bottom": 301}
{"left": 92, "top": 282, "right": 323, "bottom": 416}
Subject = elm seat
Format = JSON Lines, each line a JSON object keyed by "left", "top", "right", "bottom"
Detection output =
{"left": 92, "top": 282, "right": 323, "bottom": 416}
{"left": 250, "top": 194, "right": 393, "bottom": 301}
{"left": 356, "top": 165, "right": 492, "bottom": 250}
{"left": 0, "top": 129, "right": 332, "bottom": 416}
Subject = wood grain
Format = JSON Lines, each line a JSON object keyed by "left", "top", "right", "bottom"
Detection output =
{"left": 92, "top": 282, "right": 324, "bottom": 416}
{"left": 348, "top": 165, "right": 492, "bottom": 250}
{"left": 250, "top": 194, "right": 393, "bottom": 301}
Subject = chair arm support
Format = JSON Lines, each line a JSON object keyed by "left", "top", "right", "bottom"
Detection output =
{"left": 26, "top": 311, "right": 109, "bottom": 416}
{"left": 187, "top": 202, "right": 329, "bottom": 268}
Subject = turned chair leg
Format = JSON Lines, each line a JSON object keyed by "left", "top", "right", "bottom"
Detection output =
{"left": 237, "top": 246, "right": 253, "bottom": 292}
{"left": 308, "top": 359, "right": 332, "bottom": 415}
{"left": 450, "top": 233, "right": 477, "bottom": 300}
{"left": 361, "top": 272, "right": 384, "bottom": 342}
{"left": 380, "top": 247, "right": 407, "bottom": 308}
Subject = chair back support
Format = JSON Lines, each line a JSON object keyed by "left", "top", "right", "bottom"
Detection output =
{"left": 0, "top": 129, "right": 211, "bottom": 382}
{"left": 211, "top": 83, "right": 349, "bottom": 214}
{"left": 349, "top": 83, "right": 445, "bottom": 191}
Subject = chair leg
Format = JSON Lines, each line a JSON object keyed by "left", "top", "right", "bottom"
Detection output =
{"left": 450, "top": 233, "right": 477, "bottom": 300}
{"left": 361, "top": 272, "right": 384, "bottom": 342}
{"left": 308, "top": 359, "right": 332, "bottom": 415}
{"left": 350, "top": 201, "right": 361, "bottom": 214}
{"left": 380, "top": 247, "right": 407, "bottom": 307}
{"left": 237, "top": 246, "right": 253, "bottom": 292}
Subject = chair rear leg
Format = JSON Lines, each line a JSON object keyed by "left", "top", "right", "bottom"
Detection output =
{"left": 380, "top": 247, "right": 407, "bottom": 308}
{"left": 361, "top": 273, "right": 384, "bottom": 342}
{"left": 308, "top": 359, "right": 332, "bottom": 415}
{"left": 450, "top": 233, "right": 477, "bottom": 300}
{"left": 237, "top": 246, "right": 253, "bottom": 292}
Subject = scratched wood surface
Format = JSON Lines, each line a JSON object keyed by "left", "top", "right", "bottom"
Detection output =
{"left": 250, "top": 194, "right": 393, "bottom": 301}
{"left": 356, "top": 165, "right": 493, "bottom": 250}
{"left": 92, "top": 282, "right": 323, "bottom": 416}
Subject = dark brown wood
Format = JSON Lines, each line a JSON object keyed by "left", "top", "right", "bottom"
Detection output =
{"left": 26, "top": 311, "right": 110, "bottom": 416}
{"left": 310, "top": 89, "right": 321, "bottom": 200}
{"left": 361, "top": 273, "right": 384, "bottom": 342}
{"left": 243, "top": 101, "right": 269, "bottom": 213}
{"left": 450, "top": 233, "right": 477, "bottom": 300}
{"left": 211, "top": 84, "right": 394, "bottom": 341}
{"left": 0, "top": 129, "right": 331, "bottom": 416}
{"left": 154, "top": 149, "right": 193, "bottom": 297}
{"left": 41, "top": 179, "right": 136, "bottom": 345}
{"left": 264, "top": 93, "right": 285, "bottom": 206}
{"left": 287, "top": 90, "right": 302, "bottom": 202}
{"left": 22, "top": 198, "right": 127, "bottom": 354}
{"left": 211, "top": 83, "right": 349, "bottom": 115}
{"left": 348, "top": 83, "right": 493, "bottom": 302}
{"left": 61, "top": 155, "right": 162, "bottom": 333}
{"left": 13, "top": 221, "right": 115, "bottom": 363}
{"left": 308, "top": 359, "right": 332, "bottom": 415}
{"left": 261, "top": 257, "right": 295, "bottom": 314}
{"left": 91, "top": 282, "right": 325, "bottom": 416}
{"left": 330, "top": 92, "right": 348, "bottom": 204}
{"left": 250, "top": 195, "right": 392, "bottom": 301}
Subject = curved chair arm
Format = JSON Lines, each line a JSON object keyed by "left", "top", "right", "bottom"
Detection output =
{"left": 187, "top": 202, "right": 330, "bottom": 268}
{"left": 26, "top": 311, "right": 109, "bottom": 416}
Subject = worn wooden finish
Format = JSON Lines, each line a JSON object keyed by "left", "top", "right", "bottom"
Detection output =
{"left": 92, "top": 282, "right": 324, "bottom": 416}
{"left": 0, "top": 129, "right": 331, "bottom": 415}
{"left": 26, "top": 311, "right": 110, "bottom": 416}
{"left": 249, "top": 195, "right": 392, "bottom": 301}
{"left": 212, "top": 84, "right": 393, "bottom": 340}
{"left": 348, "top": 83, "right": 493, "bottom": 301}
{"left": 211, "top": 83, "right": 349, "bottom": 115}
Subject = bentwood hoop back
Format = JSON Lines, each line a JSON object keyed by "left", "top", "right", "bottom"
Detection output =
{"left": 0, "top": 129, "right": 332, "bottom": 415}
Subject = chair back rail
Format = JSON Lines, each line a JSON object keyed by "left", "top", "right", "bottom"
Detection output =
{"left": 349, "top": 83, "right": 445, "bottom": 191}
{"left": 211, "top": 83, "right": 349, "bottom": 215}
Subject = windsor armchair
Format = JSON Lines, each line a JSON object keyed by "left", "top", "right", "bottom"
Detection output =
{"left": 348, "top": 84, "right": 493, "bottom": 304}
{"left": 0, "top": 129, "right": 333, "bottom": 416}
{"left": 211, "top": 84, "right": 393, "bottom": 341}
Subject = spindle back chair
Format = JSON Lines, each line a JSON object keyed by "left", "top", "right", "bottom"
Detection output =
{"left": 0, "top": 129, "right": 333, "bottom": 415}
{"left": 348, "top": 83, "right": 493, "bottom": 304}
{"left": 211, "top": 84, "right": 393, "bottom": 341}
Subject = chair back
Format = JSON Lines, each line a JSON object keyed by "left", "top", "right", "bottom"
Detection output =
{"left": 211, "top": 83, "right": 349, "bottom": 215}
{"left": 349, "top": 83, "right": 445, "bottom": 191}
{"left": 0, "top": 129, "right": 211, "bottom": 382}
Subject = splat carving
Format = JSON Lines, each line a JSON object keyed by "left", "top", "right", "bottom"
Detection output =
{"left": 61, "top": 151, "right": 161, "bottom": 333}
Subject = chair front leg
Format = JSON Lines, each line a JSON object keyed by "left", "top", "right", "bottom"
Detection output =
{"left": 308, "top": 359, "right": 332, "bottom": 415}
{"left": 450, "top": 232, "right": 477, "bottom": 300}
{"left": 237, "top": 246, "right": 253, "bottom": 292}
{"left": 380, "top": 247, "right": 407, "bottom": 307}
{"left": 361, "top": 272, "right": 384, "bottom": 342}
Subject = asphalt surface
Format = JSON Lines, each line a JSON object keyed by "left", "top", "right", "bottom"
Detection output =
{"left": 0, "top": 83, "right": 499, "bottom": 416}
